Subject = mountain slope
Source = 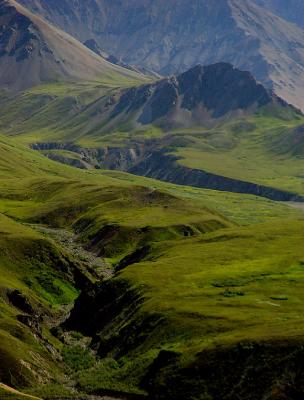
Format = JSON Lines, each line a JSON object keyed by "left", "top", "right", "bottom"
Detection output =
{"left": 1, "top": 60, "right": 303, "bottom": 200}
{"left": 0, "top": 62, "right": 292, "bottom": 142}
{"left": 17, "top": 0, "right": 304, "bottom": 111}
{"left": 1, "top": 135, "right": 304, "bottom": 399}
{"left": 255, "top": 0, "right": 304, "bottom": 29}
{"left": 108, "top": 63, "right": 276, "bottom": 129}
{"left": 0, "top": 0, "right": 145, "bottom": 92}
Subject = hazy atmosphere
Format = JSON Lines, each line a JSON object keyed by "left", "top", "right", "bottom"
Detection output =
{"left": 0, "top": 1, "right": 304, "bottom": 399}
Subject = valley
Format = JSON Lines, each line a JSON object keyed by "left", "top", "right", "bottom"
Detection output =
{"left": 1, "top": 135, "right": 304, "bottom": 399}
{"left": 1, "top": 63, "right": 304, "bottom": 201}
{"left": 1, "top": 1, "right": 304, "bottom": 399}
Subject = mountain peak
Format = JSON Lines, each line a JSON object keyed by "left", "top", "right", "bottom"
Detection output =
{"left": 17, "top": 0, "right": 304, "bottom": 111}
{"left": 108, "top": 62, "right": 282, "bottom": 130}
{"left": 0, "top": 0, "right": 144, "bottom": 92}
{"left": 177, "top": 63, "right": 271, "bottom": 117}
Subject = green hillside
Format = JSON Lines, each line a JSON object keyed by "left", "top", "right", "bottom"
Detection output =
{"left": 0, "top": 133, "right": 303, "bottom": 398}
{"left": 1, "top": 81, "right": 304, "bottom": 201}
{"left": 1, "top": 2, "right": 304, "bottom": 398}
{"left": 174, "top": 112, "right": 304, "bottom": 195}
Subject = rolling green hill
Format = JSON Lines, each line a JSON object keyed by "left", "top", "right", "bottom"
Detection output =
{"left": 1, "top": 75, "right": 303, "bottom": 201}
{"left": 0, "top": 133, "right": 303, "bottom": 399}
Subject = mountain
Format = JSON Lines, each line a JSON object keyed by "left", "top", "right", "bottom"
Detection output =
{"left": 83, "top": 38, "right": 155, "bottom": 76}
{"left": 55, "top": 62, "right": 292, "bottom": 136}
{"left": 16, "top": 0, "right": 304, "bottom": 111}
{"left": 2, "top": 2, "right": 304, "bottom": 399}
{"left": 0, "top": 0, "right": 144, "bottom": 92}
{"left": 1, "top": 58, "right": 303, "bottom": 202}
{"left": 255, "top": 0, "right": 304, "bottom": 28}
{"left": 107, "top": 63, "right": 279, "bottom": 130}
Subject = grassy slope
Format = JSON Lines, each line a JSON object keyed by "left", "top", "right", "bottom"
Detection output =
{"left": 173, "top": 112, "right": 304, "bottom": 195}
{"left": 0, "top": 212, "right": 80, "bottom": 387}
{"left": 125, "top": 220, "right": 304, "bottom": 347}
{"left": 0, "top": 135, "right": 303, "bottom": 396}
{"left": 0, "top": 136, "right": 230, "bottom": 392}
{"left": 1, "top": 84, "right": 304, "bottom": 199}
{"left": 0, "top": 134, "right": 301, "bottom": 226}
{"left": 76, "top": 219, "right": 304, "bottom": 394}
{"left": 0, "top": 32, "right": 302, "bottom": 393}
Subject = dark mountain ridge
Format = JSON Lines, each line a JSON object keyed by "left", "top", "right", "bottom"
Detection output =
{"left": 17, "top": 0, "right": 304, "bottom": 111}
{"left": 104, "top": 63, "right": 290, "bottom": 131}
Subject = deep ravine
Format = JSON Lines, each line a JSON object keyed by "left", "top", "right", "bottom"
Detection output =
{"left": 32, "top": 142, "right": 304, "bottom": 203}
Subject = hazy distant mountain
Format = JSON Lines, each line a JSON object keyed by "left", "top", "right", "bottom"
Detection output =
{"left": 255, "top": 0, "right": 304, "bottom": 28}
{"left": 0, "top": 0, "right": 143, "bottom": 92}
{"left": 16, "top": 0, "right": 304, "bottom": 111}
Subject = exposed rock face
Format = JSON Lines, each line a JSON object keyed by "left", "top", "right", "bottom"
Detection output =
{"left": 128, "top": 150, "right": 303, "bottom": 202}
{"left": 32, "top": 140, "right": 304, "bottom": 202}
{"left": 83, "top": 38, "right": 142, "bottom": 74}
{"left": 112, "top": 63, "right": 275, "bottom": 128}
{"left": 178, "top": 63, "right": 271, "bottom": 117}
{"left": 83, "top": 38, "right": 106, "bottom": 57}
{"left": 17, "top": 0, "right": 304, "bottom": 110}
{"left": 0, "top": 0, "right": 143, "bottom": 92}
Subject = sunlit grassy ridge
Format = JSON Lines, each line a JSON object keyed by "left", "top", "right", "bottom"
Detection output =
{"left": 124, "top": 220, "right": 304, "bottom": 347}
{"left": 72, "top": 219, "right": 304, "bottom": 394}
{"left": 173, "top": 113, "right": 304, "bottom": 195}
{"left": 0, "top": 134, "right": 301, "bottom": 225}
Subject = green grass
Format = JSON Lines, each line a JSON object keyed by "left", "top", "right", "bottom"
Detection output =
{"left": 0, "top": 385, "right": 42, "bottom": 399}
{"left": 0, "top": 211, "right": 82, "bottom": 387}
{"left": 124, "top": 220, "right": 304, "bottom": 347}
{"left": 62, "top": 345, "right": 95, "bottom": 372}
{"left": 1, "top": 83, "right": 304, "bottom": 198}
{"left": 1, "top": 78, "right": 304, "bottom": 201}
{"left": 72, "top": 219, "right": 304, "bottom": 394}
{"left": 0, "top": 133, "right": 303, "bottom": 397}
{"left": 171, "top": 113, "right": 304, "bottom": 195}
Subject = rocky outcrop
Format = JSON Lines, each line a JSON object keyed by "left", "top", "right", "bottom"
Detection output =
{"left": 178, "top": 64, "right": 271, "bottom": 117}
{"left": 32, "top": 141, "right": 303, "bottom": 202}
{"left": 83, "top": 38, "right": 142, "bottom": 74}
{"left": 83, "top": 38, "right": 107, "bottom": 57}
{"left": 7, "top": 290, "right": 35, "bottom": 315}
{"left": 112, "top": 63, "right": 274, "bottom": 127}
